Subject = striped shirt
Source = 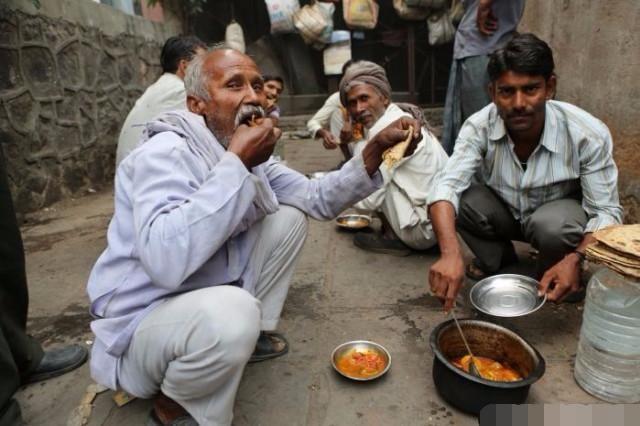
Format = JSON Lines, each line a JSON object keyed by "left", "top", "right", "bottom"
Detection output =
{"left": 429, "top": 100, "right": 623, "bottom": 233}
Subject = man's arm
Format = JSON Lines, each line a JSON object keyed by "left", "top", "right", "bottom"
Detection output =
{"left": 132, "top": 120, "right": 281, "bottom": 289}
{"left": 307, "top": 93, "right": 341, "bottom": 139}
{"left": 538, "top": 126, "right": 623, "bottom": 302}
{"left": 267, "top": 117, "right": 420, "bottom": 220}
{"left": 131, "top": 136, "right": 261, "bottom": 290}
{"left": 538, "top": 233, "right": 595, "bottom": 302}
{"left": 426, "top": 123, "right": 486, "bottom": 311}
{"left": 428, "top": 201, "right": 466, "bottom": 312}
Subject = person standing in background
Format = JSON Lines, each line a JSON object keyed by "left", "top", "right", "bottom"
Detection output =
{"left": 441, "top": 0, "right": 526, "bottom": 154}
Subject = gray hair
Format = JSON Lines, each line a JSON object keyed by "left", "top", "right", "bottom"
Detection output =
{"left": 184, "top": 42, "right": 230, "bottom": 102}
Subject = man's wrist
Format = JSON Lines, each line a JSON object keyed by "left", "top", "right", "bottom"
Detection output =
{"left": 566, "top": 250, "right": 586, "bottom": 266}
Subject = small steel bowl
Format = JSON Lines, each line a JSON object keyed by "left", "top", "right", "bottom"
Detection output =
{"left": 331, "top": 340, "right": 391, "bottom": 381}
{"left": 470, "top": 274, "right": 546, "bottom": 318}
{"left": 335, "top": 214, "right": 371, "bottom": 230}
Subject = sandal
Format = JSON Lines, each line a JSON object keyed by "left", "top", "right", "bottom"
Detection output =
{"left": 249, "top": 331, "right": 289, "bottom": 363}
{"left": 465, "top": 259, "right": 489, "bottom": 281}
{"left": 146, "top": 409, "right": 197, "bottom": 426}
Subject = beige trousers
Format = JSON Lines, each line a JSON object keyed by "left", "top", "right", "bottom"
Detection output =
{"left": 117, "top": 206, "right": 308, "bottom": 425}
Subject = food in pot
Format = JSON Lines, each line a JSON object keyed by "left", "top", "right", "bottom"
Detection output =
{"left": 337, "top": 349, "right": 386, "bottom": 378}
{"left": 451, "top": 355, "right": 522, "bottom": 382}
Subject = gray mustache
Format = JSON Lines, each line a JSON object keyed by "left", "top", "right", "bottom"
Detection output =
{"left": 235, "top": 105, "right": 265, "bottom": 128}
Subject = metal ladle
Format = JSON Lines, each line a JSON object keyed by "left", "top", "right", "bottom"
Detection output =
{"left": 450, "top": 309, "right": 482, "bottom": 378}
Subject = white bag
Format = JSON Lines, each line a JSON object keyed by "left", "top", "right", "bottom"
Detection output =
{"left": 293, "top": 1, "right": 335, "bottom": 50}
{"left": 225, "top": 21, "right": 245, "bottom": 53}
{"left": 427, "top": 0, "right": 458, "bottom": 46}
{"left": 265, "top": 0, "right": 300, "bottom": 34}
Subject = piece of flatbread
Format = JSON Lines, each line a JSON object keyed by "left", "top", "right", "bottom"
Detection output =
{"left": 593, "top": 224, "right": 640, "bottom": 259}
{"left": 586, "top": 242, "right": 640, "bottom": 266}
{"left": 382, "top": 126, "right": 413, "bottom": 169}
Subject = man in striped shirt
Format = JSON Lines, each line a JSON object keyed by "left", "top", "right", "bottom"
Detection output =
{"left": 428, "top": 33, "right": 623, "bottom": 311}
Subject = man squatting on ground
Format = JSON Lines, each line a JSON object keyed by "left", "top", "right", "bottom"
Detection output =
{"left": 86, "top": 46, "right": 421, "bottom": 425}
{"left": 428, "top": 33, "right": 623, "bottom": 311}
{"left": 339, "top": 61, "right": 449, "bottom": 256}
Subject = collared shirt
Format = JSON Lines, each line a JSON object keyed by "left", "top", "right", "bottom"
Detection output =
{"left": 115, "top": 73, "right": 187, "bottom": 166}
{"left": 87, "top": 111, "right": 382, "bottom": 389}
{"left": 454, "top": 0, "right": 525, "bottom": 60}
{"left": 429, "top": 100, "right": 623, "bottom": 233}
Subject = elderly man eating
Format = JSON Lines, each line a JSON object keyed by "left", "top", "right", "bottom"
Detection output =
{"left": 339, "top": 61, "right": 449, "bottom": 256}
{"left": 86, "top": 46, "right": 419, "bottom": 425}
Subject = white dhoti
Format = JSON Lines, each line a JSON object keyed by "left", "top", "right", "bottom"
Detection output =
{"left": 117, "top": 205, "right": 308, "bottom": 425}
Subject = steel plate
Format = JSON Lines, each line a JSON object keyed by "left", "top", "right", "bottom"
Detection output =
{"left": 470, "top": 274, "right": 546, "bottom": 318}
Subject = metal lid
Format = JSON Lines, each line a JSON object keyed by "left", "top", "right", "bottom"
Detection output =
{"left": 470, "top": 274, "right": 546, "bottom": 318}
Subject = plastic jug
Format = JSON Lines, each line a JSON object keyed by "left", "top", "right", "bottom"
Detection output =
{"left": 574, "top": 267, "right": 640, "bottom": 402}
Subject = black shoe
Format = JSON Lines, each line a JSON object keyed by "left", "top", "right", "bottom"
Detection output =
{"left": 23, "top": 344, "right": 88, "bottom": 385}
{"left": 353, "top": 232, "right": 411, "bottom": 256}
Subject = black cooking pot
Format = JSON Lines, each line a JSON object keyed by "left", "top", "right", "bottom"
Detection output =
{"left": 429, "top": 319, "right": 545, "bottom": 415}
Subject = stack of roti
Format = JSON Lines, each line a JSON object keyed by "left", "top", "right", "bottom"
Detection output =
{"left": 586, "top": 224, "right": 640, "bottom": 278}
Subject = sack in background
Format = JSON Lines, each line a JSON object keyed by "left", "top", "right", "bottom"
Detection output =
{"left": 293, "top": 1, "right": 335, "bottom": 50}
{"left": 343, "top": 0, "right": 379, "bottom": 30}
{"left": 265, "top": 0, "right": 300, "bottom": 34}
{"left": 225, "top": 21, "right": 245, "bottom": 53}
{"left": 427, "top": 0, "right": 459, "bottom": 45}
{"left": 393, "top": 0, "right": 429, "bottom": 21}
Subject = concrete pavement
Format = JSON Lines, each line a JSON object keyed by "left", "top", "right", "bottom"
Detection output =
{"left": 14, "top": 119, "right": 600, "bottom": 425}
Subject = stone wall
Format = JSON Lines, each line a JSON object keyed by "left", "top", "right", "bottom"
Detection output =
{"left": 520, "top": 0, "right": 640, "bottom": 223}
{"left": 0, "top": 0, "right": 182, "bottom": 213}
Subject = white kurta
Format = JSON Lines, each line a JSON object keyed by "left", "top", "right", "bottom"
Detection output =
{"left": 354, "top": 103, "right": 449, "bottom": 249}
{"left": 115, "top": 73, "right": 187, "bottom": 166}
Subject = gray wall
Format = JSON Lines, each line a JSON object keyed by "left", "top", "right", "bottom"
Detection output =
{"left": 520, "top": 0, "right": 640, "bottom": 223}
{"left": 0, "top": 0, "right": 182, "bottom": 213}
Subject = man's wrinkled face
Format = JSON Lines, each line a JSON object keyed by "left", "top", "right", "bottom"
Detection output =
{"left": 346, "top": 84, "right": 389, "bottom": 129}
{"left": 190, "top": 50, "right": 266, "bottom": 146}
{"left": 490, "top": 71, "right": 555, "bottom": 134}
{"left": 264, "top": 79, "right": 283, "bottom": 108}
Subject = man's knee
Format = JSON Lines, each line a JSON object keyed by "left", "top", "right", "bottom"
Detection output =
{"left": 457, "top": 185, "right": 496, "bottom": 233}
{"left": 190, "top": 287, "right": 261, "bottom": 363}
{"left": 276, "top": 205, "right": 308, "bottom": 242}
{"left": 527, "top": 204, "right": 586, "bottom": 251}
